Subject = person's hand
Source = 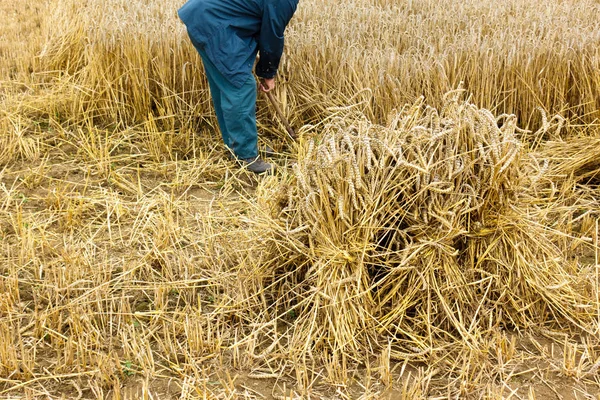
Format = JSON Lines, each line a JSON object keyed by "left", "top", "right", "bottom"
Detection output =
{"left": 260, "top": 78, "right": 275, "bottom": 92}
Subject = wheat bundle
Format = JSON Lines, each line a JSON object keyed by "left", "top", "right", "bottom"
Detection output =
{"left": 246, "top": 92, "right": 597, "bottom": 368}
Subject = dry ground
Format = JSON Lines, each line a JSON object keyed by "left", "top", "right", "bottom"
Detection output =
{"left": 1, "top": 0, "right": 600, "bottom": 399}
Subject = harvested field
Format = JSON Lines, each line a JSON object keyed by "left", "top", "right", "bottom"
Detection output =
{"left": 1, "top": 0, "right": 599, "bottom": 398}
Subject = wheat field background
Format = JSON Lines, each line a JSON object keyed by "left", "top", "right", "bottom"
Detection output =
{"left": 1, "top": 0, "right": 600, "bottom": 398}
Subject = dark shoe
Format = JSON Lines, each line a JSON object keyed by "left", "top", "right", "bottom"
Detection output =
{"left": 240, "top": 156, "right": 275, "bottom": 174}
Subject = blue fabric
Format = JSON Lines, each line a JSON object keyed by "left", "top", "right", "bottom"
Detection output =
{"left": 194, "top": 43, "right": 259, "bottom": 159}
{"left": 178, "top": 0, "right": 299, "bottom": 88}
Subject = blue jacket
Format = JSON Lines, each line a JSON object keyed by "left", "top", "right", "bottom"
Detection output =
{"left": 178, "top": 0, "right": 299, "bottom": 88}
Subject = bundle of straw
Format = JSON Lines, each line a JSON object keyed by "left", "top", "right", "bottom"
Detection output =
{"left": 245, "top": 91, "right": 597, "bottom": 367}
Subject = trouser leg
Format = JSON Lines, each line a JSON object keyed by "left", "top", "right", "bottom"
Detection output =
{"left": 188, "top": 38, "right": 232, "bottom": 148}
{"left": 199, "top": 54, "right": 233, "bottom": 149}
{"left": 191, "top": 43, "right": 258, "bottom": 159}
{"left": 218, "top": 73, "right": 258, "bottom": 160}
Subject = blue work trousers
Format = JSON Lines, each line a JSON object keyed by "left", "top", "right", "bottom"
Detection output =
{"left": 192, "top": 41, "right": 259, "bottom": 160}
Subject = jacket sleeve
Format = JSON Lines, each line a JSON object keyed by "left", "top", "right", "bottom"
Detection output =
{"left": 255, "top": 0, "right": 298, "bottom": 79}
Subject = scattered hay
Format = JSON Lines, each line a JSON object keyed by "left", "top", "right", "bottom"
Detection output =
{"left": 2, "top": 0, "right": 600, "bottom": 395}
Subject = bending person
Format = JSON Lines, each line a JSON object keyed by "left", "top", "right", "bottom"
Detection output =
{"left": 178, "top": 0, "right": 299, "bottom": 174}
